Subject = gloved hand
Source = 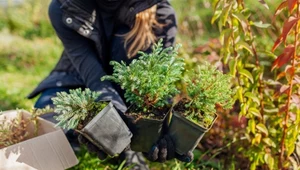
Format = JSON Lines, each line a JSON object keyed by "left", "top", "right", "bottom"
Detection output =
{"left": 79, "top": 130, "right": 193, "bottom": 163}
{"left": 78, "top": 134, "right": 108, "bottom": 160}
{"left": 145, "top": 135, "right": 194, "bottom": 163}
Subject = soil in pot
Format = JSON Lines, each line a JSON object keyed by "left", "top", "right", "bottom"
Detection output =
{"left": 76, "top": 102, "right": 108, "bottom": 131}
{"left": 168, "top": 101, "right": 218, "bottom": 155}
{"left": 124, "top": 105, "right": 171, "bottom": 153}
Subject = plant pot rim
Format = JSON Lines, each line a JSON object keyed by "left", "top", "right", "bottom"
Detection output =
{"left": 126, "top": 104, "right": 172, "bottom": 122}
{"left": 172, "top": 110, "right": 218, "bottom": 131}
{"left": 83, "top": 101, "right": 113, "bottom": 128}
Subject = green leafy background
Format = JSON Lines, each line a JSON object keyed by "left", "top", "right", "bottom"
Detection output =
{"left": 0, "top": 0, "right": 286, "bottom": 169}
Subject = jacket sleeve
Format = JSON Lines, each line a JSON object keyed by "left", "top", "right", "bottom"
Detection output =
{"left": 155, "top": 1, "right": 178, "bottom": 47}
{"left": 48, "top": 0, "right": 127, "bottom": 112}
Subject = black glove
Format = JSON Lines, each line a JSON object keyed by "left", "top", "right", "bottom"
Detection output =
{"left": 145, "top": 135, "right": 194, "bottom": 163}
{"left": 96, "top": 86, "right": 127, "bottom": 113}
{"left": 78, "top": 134, "right": 108, "bottom": 160}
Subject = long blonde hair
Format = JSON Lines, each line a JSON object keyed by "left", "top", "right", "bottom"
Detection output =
{"left": 122, "top": 5, "right": 162, "bottom": 58}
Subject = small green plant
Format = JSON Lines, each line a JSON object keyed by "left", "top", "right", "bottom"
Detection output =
{"left": 101, "top": 40, "right": 185, "bottom": 116}
{"left": 52, "top": 88, "right": 107, "bottom": 130}
{"left": 181, "top": 63, "right": 234, "bottom": 128}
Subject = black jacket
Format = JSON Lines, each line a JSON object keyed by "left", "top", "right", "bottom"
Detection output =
{"left": 28, "top": 0, "right": 177, "bottom": 108}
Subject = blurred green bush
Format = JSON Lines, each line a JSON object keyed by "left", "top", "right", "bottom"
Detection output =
{"left": 0, "top": 0, "right": 284, "bottom": 169}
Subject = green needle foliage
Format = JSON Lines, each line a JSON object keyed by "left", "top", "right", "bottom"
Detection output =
{"left": 52, "top": 88, "right": 106, "bottom": 130}
{"left": 102, "top": 40, "right": 185, "bottom": 113}
{"left": 183, "top": 63, "right": 234, "bottom": 128}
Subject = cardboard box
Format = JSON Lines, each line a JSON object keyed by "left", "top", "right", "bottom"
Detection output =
{"left": 0, "top": 110, "right": 78, "bottom": 170}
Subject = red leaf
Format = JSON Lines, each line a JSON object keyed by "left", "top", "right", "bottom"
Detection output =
{"left": 273, "top": 16, "right": 300, "bottom": 52}
{"left": 272, "top": 45, "right": 295, "bottom": 70}
{"left": 282, "top": 16, "right": 299, "bottom": 42}
{"left": 272, "top": 36, "right": 283, "bottom": 52}
{"left": 287, "top": 0, "right": 297, "bottom": 13}
{"left": 285, "top": 65, "right": 295, "bottom": 76}
{"left": 274, "top": 1, "right": 288, "bottom": 17}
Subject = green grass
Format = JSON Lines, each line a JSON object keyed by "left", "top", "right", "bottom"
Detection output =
{"left": 68, "top": 146, "right": 222, "bottom": 170}
{"left": 0, "top": 30, "right": 61, "bottom": 110}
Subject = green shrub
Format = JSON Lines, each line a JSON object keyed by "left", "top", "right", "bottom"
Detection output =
{"left": 102, "top": 40, "right": 185, "bottom": 113}
{"left": 52, "top": 88, "right": 107, "bottom": 130}
{"left": 181, "top": 63, "right": 234, "bottom": 128}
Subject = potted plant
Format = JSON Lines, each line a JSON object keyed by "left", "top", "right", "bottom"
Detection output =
{"left": 51, "top": 88, "right": 132, "bottom": 157}
{"left": 168, "top": 63, "right": 235, "bottom": 156}
{"left": 101, "top": 40, "right": 185, "bottom": 152}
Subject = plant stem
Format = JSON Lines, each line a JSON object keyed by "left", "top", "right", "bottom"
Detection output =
{"left": 247, "top": 13, "right": 265, "bottom": 123}
{"left": 279, "top": 3, "right": 299, "bottom": 169}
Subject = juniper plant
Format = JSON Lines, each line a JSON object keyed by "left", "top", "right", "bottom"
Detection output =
{"left": 183, "top": 63, "right": 234, "bottom": 128}
{"left": 52, "top": 88, "right": 107, "bottom": 130}
{"left": 101, "top": 40, "right": 185, "bottom": 114}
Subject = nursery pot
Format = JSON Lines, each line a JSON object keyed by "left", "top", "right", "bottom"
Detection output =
{"left": 168, "top": 111, "right": 218, "bottom": 155}
{"left": 80, "top": 102, "right": 132, "bottom": 156}
{"left": 124, "top": 106, "right": 171, "bottom": 153}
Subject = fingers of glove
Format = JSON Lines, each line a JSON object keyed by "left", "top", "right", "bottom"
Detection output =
{"left": 86, "top": 142, "right": 108, "bottom": 160}
{"left": 78, "top": 133, "right": 109, "bottom": 160}
{"left": 147, "top": 144, "right": 159, "bottom": 161}
{"left": 175, "top": 151, "right": 194, "bottom": 163}
{"left": 123, "top": 144, "right": 131, "bottom": 152}
{"left": 78, "top": 135, "right": 88, "bottom": 144}
{"left": 86, "top": 142, "right": 98, "bottom": 153}
{"left": 147, "top": 135, "right": 175, "bottom": 162}
{"left": 96, "top": 150, "right": 108, "bottom": 160}
{"left": 158, "top": 138, "right": 167, "bottom": 163}
{"left": 163, "top": 135, "right": 175, "bottom": 160}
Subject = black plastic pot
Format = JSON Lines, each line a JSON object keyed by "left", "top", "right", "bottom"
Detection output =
{"left": 79, "top": 102, "right": 132, "bottom": 156}
{"left": 124, "top": 106, "right": 171, "bottom": 153}
{"left": 168, "top": 111, "right": 218, "bottom": 155}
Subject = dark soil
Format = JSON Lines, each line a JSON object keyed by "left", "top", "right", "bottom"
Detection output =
{"left": 77, "top": 102, "right": 109, "bottom": 130}
{"left": 125, "top": 105, "right": 170, "bottom": 121}
{"left": 173, "top": 99, "right": 189, "bottom": 113}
